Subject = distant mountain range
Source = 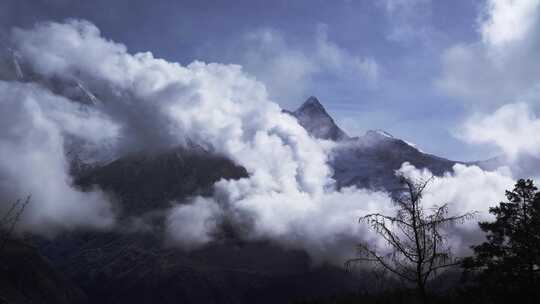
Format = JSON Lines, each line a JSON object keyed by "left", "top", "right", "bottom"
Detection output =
{"left": 76, "top": 95, "right": 465, "bottom": 211}
{"left": 287, "top": 96, "right": 462, "bottom": 192}
{"left": 1, "top": 48, "right": 471, "bottom": 196}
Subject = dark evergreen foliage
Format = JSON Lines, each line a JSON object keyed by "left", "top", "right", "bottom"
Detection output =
{"left": 462, "top": 179, "right": 540, "bottom": 303}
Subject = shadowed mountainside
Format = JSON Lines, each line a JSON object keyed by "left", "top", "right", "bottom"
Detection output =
{"left": 288, "top": 97, "right": 461, "bottom": 192}
{"left": 76, "top": 145, "right": 248, "bottom": 217}
{"left": 35, "top": 97, "right": 471, "bottom": 304}
{"left": 0, "top": 239, "right": 87, "bottom": 304}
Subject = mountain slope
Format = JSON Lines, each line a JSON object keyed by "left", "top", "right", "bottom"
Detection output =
{"left": 39, "top": 96, "right": 466, "bottom": 304}
{"left": 0, "top": 239, "right": 87, "bottom": 304}
{"left": 40, "top": 146, "right": 363, "bottom": 304}
{"left": 289, "top": 97, "right": 462, "bottom": 192}
{"left": 39, "top": 233, "right": 363, "bottom": 304}
{"left": 332, "top": 130, "right": 458, "bottom": 191}
{"left": 75, "top": 146, "right": 247, "bottom": 217}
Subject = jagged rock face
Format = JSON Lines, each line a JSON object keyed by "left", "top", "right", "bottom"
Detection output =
{"left": 290, "top": 96, "right": 349, "bottom": 141}
{"left": 289, "top": 98, "right": 461, "bottom": 192}
{"left": 332, "top": 130, "right": 458, "bottom": 192}
{"left": 75, "top": 146, "right": 248, "bottom": 217}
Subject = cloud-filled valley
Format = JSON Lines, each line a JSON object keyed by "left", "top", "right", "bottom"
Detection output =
{"left": 0, "top": 18, "right": 524, "bottom": 266}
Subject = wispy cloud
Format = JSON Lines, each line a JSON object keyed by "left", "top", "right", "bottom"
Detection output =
{"left": 437, "top": 0, "right": 540, "bottom": 107}
{"left": 227, "top": 24, "right": 379, "bottom": 108}
{"left": 437, "top": 0, "right": 540, "bottom": 173}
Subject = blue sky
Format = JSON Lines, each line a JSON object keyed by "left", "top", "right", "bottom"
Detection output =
{"left": 2, "top": 0, "right": 538, "bottom": 161}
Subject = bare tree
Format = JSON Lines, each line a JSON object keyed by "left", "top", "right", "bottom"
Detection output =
{"left": 347, "top": 176, "right": 475, "bottom": 304}
{"left": 0, "top": 195, "right": 31, "bottom": 254}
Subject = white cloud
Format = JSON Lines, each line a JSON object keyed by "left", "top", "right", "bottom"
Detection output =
{"left": 237, "top": 25, "right": 379, "bottom": 108}
{"left": 437, "top": 0, "right": 540, "bottom": 107}
{"left": 240, "top": 28, "right": 316, "bottom": 107}
{"left": 166, "top": 197, "right": 222, "bottom": 250}
{"left": 398, "top": 162, "right": 515, "bottom": 255}
{"left": 315, "top": 24, "right": 379, "bottom": 85}
{"left": 0, "top": 81, "right": 117, "bottom": 235}
{"left": 7, "top": 20, "right": 388, "bottom": 261}
{"left": 6, "top": 20, "right": 398, "bottom": 264}
{"left": 208, "top": 177, "right": 397, "bottom": 263}
{"left": 459, "top": 102, "right": 540, "bottom": 159}
{"left": 479, "top": 0, "right": 540, "bottom": 47}
{"left": 437, "top": 0, "right": 540, "bottom": 174}
{"left": 379, "top": 0, "right": 435, "bottom": 45}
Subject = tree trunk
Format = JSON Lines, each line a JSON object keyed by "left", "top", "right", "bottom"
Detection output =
{"left": 417, "top": 282, "right": 428, "bottom": 304}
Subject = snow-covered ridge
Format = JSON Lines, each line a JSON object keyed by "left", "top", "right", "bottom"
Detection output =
{"left": 372, "top": 129, "right": 393, "bottom": 138}
{"left": 287, "top": 97, "right": 462, "bottom": 191}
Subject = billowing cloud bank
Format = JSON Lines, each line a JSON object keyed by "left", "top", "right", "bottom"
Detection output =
{"left": 438, "top": 0, "right": 540, "bottom": 108}
{"left": 439, "top": 0, "right": 540, "bottom": 178}
{"left": 436, "top": 0, "right": 540, "bottom": 241}
{"left": 0, "top": 81, "right": 117, "bottom": 234}
{"left": 398, "top": 163, "right": 514, "bottom": 255}
{"left": 460, "top": 103, "right": 540, "bottom": 160}
{"left": 1, "top": 20, "right": 394, "bottom": 260}
{"left": 0, "top": 19, "right": 519, "bottom": 263}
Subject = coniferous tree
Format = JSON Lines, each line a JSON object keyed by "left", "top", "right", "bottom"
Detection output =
{"left": 463, "top": 179, "right": 540, "bottom": 303}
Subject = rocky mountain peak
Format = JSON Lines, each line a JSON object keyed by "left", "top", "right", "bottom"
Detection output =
{"left": 291, "top": 96, "right": 349, "bottom": 141}
{"left": 297, "top": 96, "right": 326, "bottom": 113}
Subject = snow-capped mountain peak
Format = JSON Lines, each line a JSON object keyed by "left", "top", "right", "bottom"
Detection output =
{"left": 284, "top": 97, "right": 463, "bottom": 191}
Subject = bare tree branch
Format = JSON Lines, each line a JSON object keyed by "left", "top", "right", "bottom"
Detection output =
{"left": 347, "top": 176, "right": 475, "bottom": 304}
{"left": 0, "top": 195, "right": 31, "bottom": 254}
